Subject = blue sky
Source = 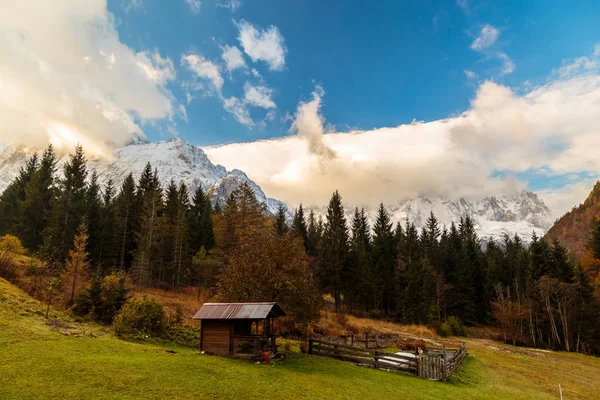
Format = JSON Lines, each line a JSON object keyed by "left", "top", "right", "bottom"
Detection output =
{"left": 108, "top": 0, "right": 600, "bottom": 146}
{"left": 2, "top": 0, "right": 600, "bottom": 213}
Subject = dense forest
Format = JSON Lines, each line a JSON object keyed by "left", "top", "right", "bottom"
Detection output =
{"left": 1, "top": 144, "right": 599, "bottom": 354}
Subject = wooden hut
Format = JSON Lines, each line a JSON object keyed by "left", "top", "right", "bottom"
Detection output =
{"left": 192, "top": 302, "right": 285, "bottom": 357}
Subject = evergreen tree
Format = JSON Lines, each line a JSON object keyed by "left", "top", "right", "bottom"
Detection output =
{"left": 529, "top": 232, "right": 550, "bottom": 280}
{"left": 588, "top": 218, "right": 600, "bottom": 260}
{"left": 16, "top": 146, "right": 57, "bottom": 250}
{"left": 41, "top": 145, "right": 88, "bottom": 263}
{"left": 85, "top": 171, "right": 102, "bottom": 266}
{"left": 174, "top": 182, "right": 190, "bottom": 286}
{"left": 320, "top": 190, "right": 349, "bottom": 313}
{"left": 347, "top": 208, "right": 372, "bottom": 311}
{"left": 549, "top": 237, "right": 574, "bottom": 283}
{"left": 114, "top": 174, "right": 137, "bottom": 270}
{"left": 97, "top": 179, "right": 117, "bottom": 270}
{"left": 457, "top": 216, "right": 484, "bottom": 322}
{"left": 273, "top": 203, "right": 289, "bottom": 237}
{"left": 371, "top": 203, "right": 396, "bottom": 314}
{"left": 132, "top": 165, "right": 162, "bottom": 287}
{"left": 292, "top": 204, "right": 309, "bottom": 249}
{"left": 306, "top": 210, "right": 322, "bottom": 257}
{"left": 189, "top": 185, "right": 215, "bottom": 253}
{"left": 0, "top": 152, "right": 38, "bottom": 236}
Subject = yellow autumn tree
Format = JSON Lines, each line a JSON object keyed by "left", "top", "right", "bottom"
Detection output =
{"left": 63, "top": 221, "right": 91, "bottom": 305}
{"left": 0, "top": 234, "right": 26, "bottom": 279}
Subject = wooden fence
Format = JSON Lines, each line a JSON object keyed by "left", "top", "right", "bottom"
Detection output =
{"left": 308, "top": 334, "right": 467, "bottom": 381}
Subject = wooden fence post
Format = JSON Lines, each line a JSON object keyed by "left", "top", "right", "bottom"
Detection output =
{"left": 308, "top": 339, "right": 313, "bottom": 355}
{"left": 365, "top": 334, "right": 369, "bottom": 349}
{"left": 442, "top": 344, "right": 447, "bottom": 381}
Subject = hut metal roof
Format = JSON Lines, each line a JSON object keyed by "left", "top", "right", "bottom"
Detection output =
{"left": 192, "top": 302, "right": 285, "bottom": 320}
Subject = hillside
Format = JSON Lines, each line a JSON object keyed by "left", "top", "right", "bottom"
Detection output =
{"left": 2, "top": 278, "right": 600, "bottom": 399}
{"left": 546, "top": 181, "right": 600, "bottom": 260}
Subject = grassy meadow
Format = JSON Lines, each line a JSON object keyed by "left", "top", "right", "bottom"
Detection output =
{"left": 1, "top": 277, "right": 599, "bottom": 400}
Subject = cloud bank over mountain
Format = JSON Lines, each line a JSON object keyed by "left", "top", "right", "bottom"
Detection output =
{"left": 206, "top": 71, "right": 600, "bottom": 217}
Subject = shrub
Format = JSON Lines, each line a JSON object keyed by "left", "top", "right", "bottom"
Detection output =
{"left": 73, "top": 272, "right": 131, "bottom": 324}
{"left": 165, "top": 325, "right": 201, "bottom": 348}
{"left": 0, "top": 234, "right": 25, "bottom": 280}
{"left": 447, "top": 316, "right": 466, "bottom": 336}
{"left": 113, "top": 297, "right": 165, "bottom": 337}
{"left": 438, "top": 323, "right": 452, "bottom": 337}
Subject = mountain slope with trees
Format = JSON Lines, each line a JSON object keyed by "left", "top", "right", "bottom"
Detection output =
{"left": 546, "top": 181, "right": 600, "bottom": 261}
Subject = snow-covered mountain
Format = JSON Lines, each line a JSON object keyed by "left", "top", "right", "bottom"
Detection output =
{"left": 0, "top": 138, "right": 288, "bottom": 217}
{"left": 307, "top": 192, "right": 553, "bottom": 243}
{"left": 0, "top": 138, "right": 553, "bottom": 242}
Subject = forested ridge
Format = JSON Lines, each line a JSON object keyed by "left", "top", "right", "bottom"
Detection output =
{"left": 1, "top": 144, "right": 599, "bottom": 354}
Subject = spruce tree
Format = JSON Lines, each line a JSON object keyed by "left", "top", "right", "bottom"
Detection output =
{"left": 371, "top": 203, "right": 397, "bottom": 314}
{"left": 114, "top": 174, "right": 137, "bottom": 270}
{"left": 132, "top": 165, "right": 162, "bottom": 287}
{"left": 190, "top": 185, "right": 215, "bottom": 253}
{"left": 200, "top": 195, "right": 215, "bottom": 251}
{"left": 306, "top": 210, "right": 322, "bottom": 257}
{"left": 85, "top": 171, "right": 102, "bottom": 266}
{"left": 320, "top": 190, "right": 349, "bottom": 313}
{"left": 347, "top": 208, "right": 372, "bottom": 311}
{"left": 174, "top": 182, "right": 190, "bottom": 286}
{"left": 0, "top": 152, "right": 38, "bottom": 236}
{"left": 549, "top": 237, "right": 574, "bottom": 283}
{"left": 588, "top": 218, "right": 600, "bottom": 260}
{"left": 16, "top": 146, "right": 57, "bottom": 250}
{"left": 98, "top": 179, "right": 117, "bottom": 270}
{"left": 292, "top": 204, "right": 309, "bottom": 249}
{"left": 42, "top": 145, "right": 88, "bottom": 263}
{"left": 273, "top": 203, "right": 289, "bottom": 237}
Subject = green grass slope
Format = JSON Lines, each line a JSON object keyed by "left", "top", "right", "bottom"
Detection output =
{"left": 1, "top": 277, "right": 599, "bottom": 400}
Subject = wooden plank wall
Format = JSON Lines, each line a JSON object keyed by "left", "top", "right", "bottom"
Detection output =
{"left": 201, "top": 320, "right": 231, "bottom": 355}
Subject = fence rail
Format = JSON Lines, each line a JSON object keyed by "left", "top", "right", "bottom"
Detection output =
{"left": 308, "top": 334, "right": 466, "bottom": 381}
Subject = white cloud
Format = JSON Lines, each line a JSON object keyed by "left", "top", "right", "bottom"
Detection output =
{"left": 471, "top": 25, "right": 500, "bottom": 51}
{"left": 205, "top": 73, "right": 600, "bottom": 215}
{"left": 464, "top": 70, "right": 477, "bottom": 79}
{"left": 181, "top": 53, "right": 223, "bottom": 91}
{"left": 0, "top": 0, "right": 179, "bottom": 155}
{"left": 136, "top": 51, "right": 176, "bottom": 84}
{"left": 289, "top": 86, "right": 336, "bottom": 160}
{"left": 497, "top": 52, "right": 516, "bottom": 75}
{"left": 237, "top": 20, "right": 287, "bottom": 71}
{"left": 223, "top": 96, "right": 253, "bottom": 126}
{"left": 125, "top": 0, "right": 145, "bottom": 12}
{"left": 221, "top": 45, "right": 247, "bottom": 72}
{"left": 217, "top": 0, "right": 242, "bottom": 12}
{"left": 251, "top": 68, "right": 262, "bottom": 79}
{"left": 184, "top": 0, "right": 201, "bottom": 15}
{"left": 456, "top": 0, "right": 469, "bottom": 11}
{"left": 243, "top": 82, "right": 275, "bottom": 109}
{"left": 554, "top": 55, "right": 597, "bottom": 78}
